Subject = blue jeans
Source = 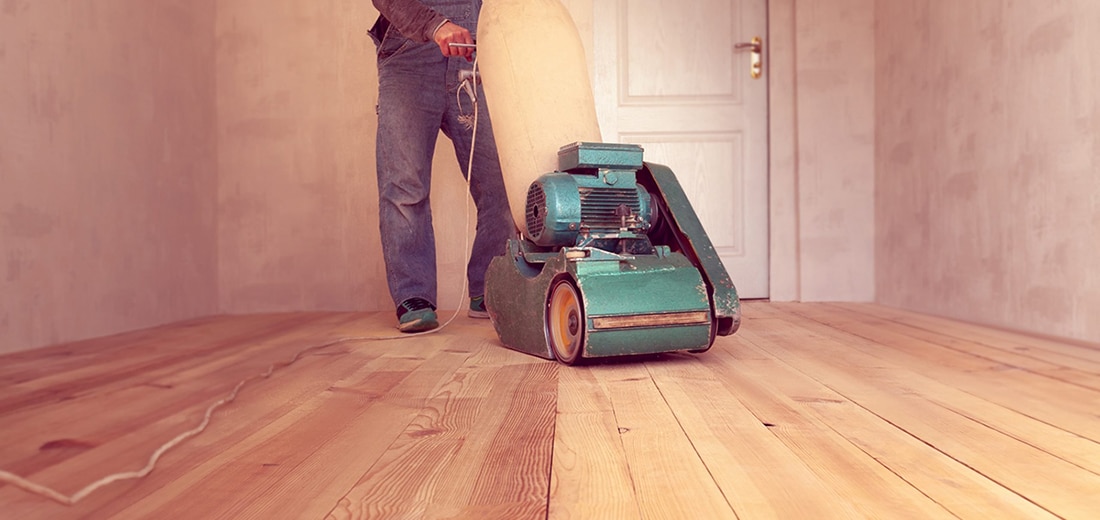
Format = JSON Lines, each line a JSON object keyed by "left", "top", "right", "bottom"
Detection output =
{"left": 372, "top": 0, "right": 513, "bottom": 308}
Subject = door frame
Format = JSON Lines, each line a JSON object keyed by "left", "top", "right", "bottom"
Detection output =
{"left": 766, "top": 0, "right": 800, "bottom": 301}
{"left": 565, "top": 0, "right": 799, "bottom": 301}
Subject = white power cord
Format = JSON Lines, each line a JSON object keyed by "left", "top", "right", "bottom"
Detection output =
{"left": 0, "top": 53, "right": 485, "bottom": 506}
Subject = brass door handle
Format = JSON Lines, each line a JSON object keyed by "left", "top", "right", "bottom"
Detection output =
{"left": 735, "top": 37, "right": 763, "bottom": 79}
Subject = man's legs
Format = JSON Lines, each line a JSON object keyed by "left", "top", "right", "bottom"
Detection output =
{"left": 376, "top": 46, "right": 448, "bottom": 312}
{"left": 442, "top": 76, "right": 515, "bottom": 306}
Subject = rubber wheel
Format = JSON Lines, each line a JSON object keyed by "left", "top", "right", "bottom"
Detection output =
{"left": 546, "top": 278, "right": 584, "bottom": 365}
{"left": 689, "top": 316, "right": 718, "bottom": 354}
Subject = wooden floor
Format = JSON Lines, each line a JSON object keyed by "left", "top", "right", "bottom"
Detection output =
{"left": 1, "top": 302, "right": 1099, "bottom": 519}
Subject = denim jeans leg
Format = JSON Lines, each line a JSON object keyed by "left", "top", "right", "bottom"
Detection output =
{"left": 376, "top": 45, "right": 448, "bottom": 308}
{"left": 442, "top": 77, "right": 515, "bottom": 299}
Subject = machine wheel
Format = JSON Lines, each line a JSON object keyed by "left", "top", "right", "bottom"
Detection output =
{"left": 689, "top": 316, "right": 718, "bottom": 354}
{"left": 546, "top": 277, "right": 584, "bottom": 365}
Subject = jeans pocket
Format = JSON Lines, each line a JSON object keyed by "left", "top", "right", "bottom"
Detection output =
{"left": 378, "top": 37, "right": 413, "bottom": 64}
{"left": 368, "top": 15, "right": 387, "bottom": 47}
{"left": 371, "top": 14, "right": 414, "bottom": 63}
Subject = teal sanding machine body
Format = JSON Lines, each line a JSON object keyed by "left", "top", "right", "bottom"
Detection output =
{"left": 484, "top": 142, "right": 741, "bottom": 364}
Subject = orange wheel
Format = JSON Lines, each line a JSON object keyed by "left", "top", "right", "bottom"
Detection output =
{"left": 546, "top": 278, "right": 584, "bottom": 364}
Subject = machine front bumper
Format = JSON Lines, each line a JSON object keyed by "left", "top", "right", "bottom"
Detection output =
{"left": 485, "top": 240, "right": 713, "bottom": 362}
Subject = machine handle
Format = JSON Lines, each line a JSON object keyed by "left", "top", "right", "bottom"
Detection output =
{"left": 734, "top": 37, "right": 763, "bottom": 79}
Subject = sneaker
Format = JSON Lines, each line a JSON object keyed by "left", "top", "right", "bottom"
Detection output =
{"left": 397, "top": 297, "right": 438, "bottom": 332}
{"left": 468, "top": 295, "right": 489, "bottom": 319}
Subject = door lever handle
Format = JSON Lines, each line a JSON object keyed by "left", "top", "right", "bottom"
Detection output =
{"left": 734, "top": 40, "right": 761, "bottom": 53}
{"left": 734, "top": 37, "right": 763, "bottom": 79}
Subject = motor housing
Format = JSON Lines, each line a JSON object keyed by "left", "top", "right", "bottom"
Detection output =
{"left": 525, "top": 171, "right": 653, "bottom": 248}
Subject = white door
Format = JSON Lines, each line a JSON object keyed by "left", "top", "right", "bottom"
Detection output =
{"left": 588, "top": 0, "right": 769, "bottom": 299}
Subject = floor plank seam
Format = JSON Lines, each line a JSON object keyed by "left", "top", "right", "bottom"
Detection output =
{"left": 731, "top": 324, "right": 1064, "bottom": 519}
{"left": 543, "top": 395, "right": 557, "bottom": 520}
{"left": 813, "top": 415, "right": 962, "bottom": 520}
{"left": 644, "top": 361, "right": 740, "bottom": 519}
{"left": 820, "top": 305, "right": 1100, "bottom": 390}
{"left": 606, "top": 373, "right": 644, "bottom": 518}
{"left": 925, "top": 394, "right": 1100, "bottom": 477}
{"left": 861, "top": 399, "right": 1064, "bottom": 519}
{"left": 320, "top": 347, "right": 459, "bottom": 519}
{"left": 831, "top": 304, "right": 1100, "bottom": 369}
{"left": 789, "top": 308, "right": 1100, "bottom": 447}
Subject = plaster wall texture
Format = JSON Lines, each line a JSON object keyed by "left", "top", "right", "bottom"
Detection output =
{"left": 0, "top": 1, "right": 217, "bottom": 354}
{"left": 791, "top": 0, "right": 877, "bottom": 302}
{"left": 875, "top": 1, "right": 1100, "bottom": 342}
{"left": 215, "top": 0, "right": 481, "bottom": 314}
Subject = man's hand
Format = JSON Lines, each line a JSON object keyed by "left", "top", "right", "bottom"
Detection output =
{"left": 433, "top": 21, "right": 474, "bottom": 61}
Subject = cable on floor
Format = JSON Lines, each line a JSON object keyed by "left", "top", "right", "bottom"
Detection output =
{"left": 0, "top": 53, "right": 486, "bottom": 507}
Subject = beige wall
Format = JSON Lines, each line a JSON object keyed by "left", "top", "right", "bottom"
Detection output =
{"left": 0, "top": 1, "right": 217, "bottom": 354}
{"left": 216, "top": 0, "right": 478, "bottom": 314}
{"left": 769, "top": 0, "right": 877, "bottom": 302}
{"left": 875, "top": 1, "right": 1100, "bottom": 342}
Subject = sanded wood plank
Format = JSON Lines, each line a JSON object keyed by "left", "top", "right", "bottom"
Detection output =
{"left": 787, "top": 302, "right": 1100, "bottom": 416}
{"left": 737, "top": 310, "right": 1100, "bottom": 519}
{"left": 327, "top": 346, "right": 556, "bottom": 519}
{"left": 421, "top": 345, "right": 556, "bottom": 519}
{"left": 0, "top": 314, "right": 243, "bottom": 384}
{"left": 0, "top": 314, "right": 366, "bottom": 479}
{"left": 645, "top": 354, "right": 866, "bottom": 519}
{"left": 111, "top": 344, "right": 470, "bottom": 520}
{"left": 835, "top": 302, "right": 1100, "bottom": 370}
{"left": 780, "top": 303, "right": 1100, "bottom": 461}
{"left": 0, "top": 312, "right": 403, "bottom": 518}
{"left": 549, "top": 365, "right": 642, "bottom": 519}
{"left": 590, "top": 362, "right": 736, "bottom": 519}
{"left": 4, "top": 305, "right": 1099, "bottom": 519}
{"left": 1, "top": 313, "right": 345, "bottom": 407}
{"left": 1, "top": 334, "right": 367, "bottom": 519}
{"left": 712, "top": 341, "right": 1058, "bottom": 519}
{"left": 0, "top": 313, "right": 334, "bottom": 409}
{"left": 823, "top": 304, "right": 1100, "bottom": 392}
{"left": 697, "top": 343, "right": 954, "bottom": 519}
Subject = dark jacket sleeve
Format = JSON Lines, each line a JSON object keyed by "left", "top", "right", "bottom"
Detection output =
{"left": 372, "top": 0, "right": 449, "bottom": 42}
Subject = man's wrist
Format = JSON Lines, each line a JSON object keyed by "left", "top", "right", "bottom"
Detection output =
{"left": 431, "top": 18, "right": 451, "bottom": 41}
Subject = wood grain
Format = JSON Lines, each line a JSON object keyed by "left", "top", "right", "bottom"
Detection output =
{"left": 2, "top": 303, "right": 1099, "bottom": 518}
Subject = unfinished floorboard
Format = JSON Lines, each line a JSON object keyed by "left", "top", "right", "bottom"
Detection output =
{"left": 714, "top": 330, "right": 1057, "bottom": 519}
{"left": 327, "top": 337, "right": 555, "bottom": 520}
{"left": 738, "top": 306, "right": 1100, "bottom": 518}
{"left": 590, "top": 362, "right": 736, "bottom": 519}
{"left": 549, "top": 365, "right": 641, "bottom": 519}
{"left": 645, "top": 355, "right": 865, "bottom": 519}
{"left": 105, "top": 338, "right": 460, "bottom": 520}
{"left": 837, "top": 303, "right": 1100, "bottom": 372}
{"left": 825, "top": 304, "right": 1100, "bottom": 392}
{"left": 0, "top": 313, "right": 366, "bottom": 478}
{"left": 3, "top": 304, "right": 1099, "bottom": 518}
{"left": 778, "top": 303, "right": 1100, "bottom": 470}
{"left": 1, "top": 321, "right": 375, "bottom": 518}
{"left": 700, "top": 343, "right": 954, "bottom": 518}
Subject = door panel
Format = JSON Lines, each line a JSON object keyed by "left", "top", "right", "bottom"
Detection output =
{"left": 590, "top": 0, "right": 769, "bottom": 298}
{"left": 623, "top": 0, "right": 738, "bottom": 100}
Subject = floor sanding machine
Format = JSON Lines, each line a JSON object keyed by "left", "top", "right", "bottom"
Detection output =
{"left": 484, "top": 141, "right": 741, "bottom": 364}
